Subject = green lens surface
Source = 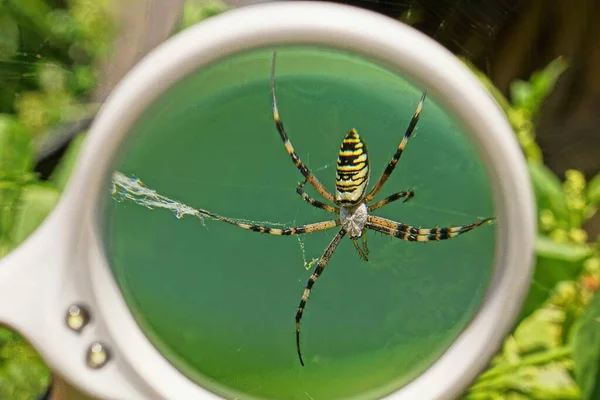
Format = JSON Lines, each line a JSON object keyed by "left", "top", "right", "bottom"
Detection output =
{"left": 105, "top": 48, "right": 496, "bottom": 400}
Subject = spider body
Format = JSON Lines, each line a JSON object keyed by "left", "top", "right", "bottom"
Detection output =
{"left": 340, "top": 203, "right": 368, "bottom": 239}
{"left": 194, "top": 52, "right": 494, "bottom": 366}
{"left": 336, "top": 128, "right": 371, "bottom": 240}
{"left": 336, "top": 128, "right": 370, "bottom": 206}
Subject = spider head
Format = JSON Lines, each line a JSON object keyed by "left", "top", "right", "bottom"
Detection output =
{"left": 335, "top": 129, "right": 370, "bottom": 205}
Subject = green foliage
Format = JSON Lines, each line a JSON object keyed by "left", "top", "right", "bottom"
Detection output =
{"left": 0, "top": 115, "right": 34, "bottom": 179}
{"left": 509, "top": 58, "right": 568, "bottom": 119}
{"left": 573, "top": 291, "right": 600, "bottom": 400}
{"left": 0, "top": 0, "right": 111, "bottom": 136}
{"left": 178, "top": 0, "right": 228, "bottom": 32}
{"left": 0, "top": 9, "right": 20, "bottom": 59}
{"left": 464, "top": 58, "right": 600, "bottom": 399}
{"left": 0, "top": 114, "right": 36, "bottom": 256}
{"left": 588, "top": 174, "right": 600, "bottom": 208}
{"left": 0, "top": 328, "right": 51, "bottom": 400}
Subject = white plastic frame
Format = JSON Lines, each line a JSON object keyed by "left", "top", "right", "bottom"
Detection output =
{"left": 0, "top": 2, "right": 535, "bottom": 400}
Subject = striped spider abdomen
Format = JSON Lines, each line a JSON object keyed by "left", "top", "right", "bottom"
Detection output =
{"left": 335, "top": 129, "right": 370, "bottom": 205}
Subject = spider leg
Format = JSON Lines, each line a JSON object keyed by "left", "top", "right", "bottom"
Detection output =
{"left": 362, "top": 230, "right": 370, "bottom": 256}
{"left": 366, "top": 215, "right": 494, "bottom": 242}
{"left": 296, "top": 179, "right": 339, "bottom": 214}
{"left": 197, "top": 207, "right": 340, "bottom": 236}
{"left": 271, "top": 52, "right": 335, "bottom": 203}
{"left": 365, "top": 92, "right": 426, "bottom": 203}
{"left": 296, "top": 229, "right": 346, "bottom": 366}
{"left": 368, "top": 190, "right": 415, "bottom": 211}
{"left": 352, "top": 238, "right": 369, "bottom": 261}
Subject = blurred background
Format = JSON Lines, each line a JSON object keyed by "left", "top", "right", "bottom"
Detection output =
{"left": 0, "top": 0, "right": 598, "bottom": 399}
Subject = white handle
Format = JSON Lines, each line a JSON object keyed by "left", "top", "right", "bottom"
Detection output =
{"left": 0, "top": 206, "right": 149, "bottom": 400}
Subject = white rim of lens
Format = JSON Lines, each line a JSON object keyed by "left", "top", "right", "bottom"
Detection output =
{"left": 53, "top": 2, "right": 535, "bottom": 399}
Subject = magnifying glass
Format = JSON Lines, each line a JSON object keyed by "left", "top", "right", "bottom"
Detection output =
{"left": 0, "top": 2, "right": 535, "bottom": 399}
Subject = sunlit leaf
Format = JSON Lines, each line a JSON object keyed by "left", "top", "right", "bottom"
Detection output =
{"left": 529, "top": 57, "right": 568, "bottom": 104}
{"left": 0, "top": 180, "right": 21, "bottom": 256}
{"left": 518, "top": 237, "right": 591, "bottom": 322}
{"left": 510, "top": 57, "right": 568, "bottom": 117}
{"left": 37, "top": 61, "right": 67, "bottom": 93}
{"left": 536, "top": 236, "right": 594, "bottom": 262}
{"left": 69, "top": 65, "right": 97, "bottom": 94}
{"left": 0, "top": 115, "right": 33, "bottom": 178}
{"left": 8, "top": 182, "right": 60, "bottom": 245}
{"left": 46, "top": 10, "right": 81, "bottom": 42}
{"left": 528, "top": 162, "right": 568, "bottom": 218}
{"left": 179, "top": 0, "right": 228, "bottom": 31}
{"left": 573, "top": 291, "right": 600, "bottom": 400}
{"left": 467, "top": 346, "right": 577, "bottom": 399}
{"left": 510, "top": 80, "right": 532, "bottom": 111}
{"left": 588, "top": 173, "right": 600, "bottom": 207}
{"left": 14, "top": 91, "right": 49, "bottom": 134}
{"left": 0, "top": 327, "right": 50, "bottom": 400}
{"left": 6, "top": 0, "right": 56, "bottom": 44}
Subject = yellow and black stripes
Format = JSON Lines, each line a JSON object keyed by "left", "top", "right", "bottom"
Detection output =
{"left": 197, "top": 207, "right": 340, "bottom": 236}
{"left": 296, "top": 229, "right": 346, "bottom": 366}
{"left": 365, "top": 92, "right": 426, "bottom": 202}
{"left": 270, "top": 52, "right": 335, "bottom": 203}
{"left": 335, "top": 129, "right": 370, "bottom": 205}
{"left": 296, "top": 179, "right": 339, "bottom": 214}
{"left": 366, "top": 215, "right": 494, "bottom": 242}
{"left": 368, "top": 190, "right": 415, "bottom": 211}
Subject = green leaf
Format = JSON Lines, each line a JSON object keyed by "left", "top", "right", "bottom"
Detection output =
{"left": 0, "top": 327, "right": 50, "bottom": 400}
{"left": 528, "top": 161, "right": 567, "bottom": 217}
{"left": 0, "top": 116, "right": 34, "bottom": 249}
{"left": 530, "top": 57, "right": 568, "bottom": 103}
{"left": 49, "top": 132, "right": 86, "bottom": 190}
{"left": 0, "top": 114, "right": 33, "bottom": 179}
{"left": 588, "top": 173, "right": 600, "bottom": 207}
{"left": 5, "top": 0, "right": 55, "bottom": 43}
{"left": 37, "top": 61, "right": 67, "bottom": 93}
{"left": 179, "top": 0, "right": 228, "bottom": 31}
{"left": 510, "top": 57, "right": 568, "bottom": 117}
{"left": 46, "top": 9, "right": 81, "bottom": 42}
{"left": 468, "top": 346, "right": 576, "bottom": 399}
{"left": 0, "top": 180, "right": 21, "bottom": 256}
{"left": 0, "top": 9, "right": 20, "bottom": 59}
{"left": 536, "top": 236, "right": 594, "bottom": 262}
{"left": 69, "top": 65, "right": 97, "bottom": 94}
{"left": 518, "top": 236, "right": 591, "bottom": 322}
{"left": 0, "top": 239, "right": 15, "bottom": 258}
{"left": 8, "top": 182, "right": 60, "bottom": 245}
{"left": 573, "top": 291, "right": 600, "bottom": 400}
{"left": 509, "top": 80, "right": 533, "bottom": 111}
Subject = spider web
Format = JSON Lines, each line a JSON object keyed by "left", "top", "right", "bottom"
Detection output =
{"left": 111, "top": 171, "right": 319, "bottom": 270}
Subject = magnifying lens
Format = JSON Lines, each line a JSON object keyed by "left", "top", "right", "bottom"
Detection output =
{"left": 0, "top": 2, "right": 535, "bottom": 399}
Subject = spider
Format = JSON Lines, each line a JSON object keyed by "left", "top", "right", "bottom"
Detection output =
{"left": 195, "top": 52, "right": 494, "bottom": 366}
